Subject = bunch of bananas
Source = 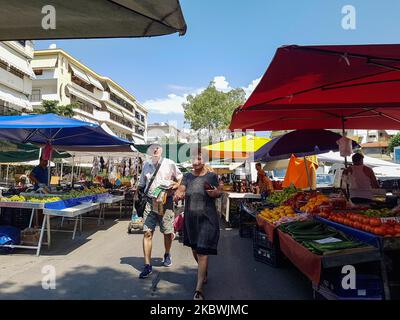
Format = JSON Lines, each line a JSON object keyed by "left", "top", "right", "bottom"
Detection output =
{"left": 27, "top": 197, "right": 62, "bottom": 203}
{"left": 1, "top": 195, "right": 27, "bottom": 202}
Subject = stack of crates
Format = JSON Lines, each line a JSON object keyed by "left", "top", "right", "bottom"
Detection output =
{"left": 316, "top": 271, "right": 384, "bottom": 300}
{"left": 238, "top": 203, "right": 257, "bottom": 238}
{"left": 252, "top": 225, "right": 282, "bottom": 268}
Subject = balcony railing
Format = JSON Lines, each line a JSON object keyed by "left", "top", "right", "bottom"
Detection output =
{"left": 110, "top": 113, "right": 133, "bottom": 129}
{"left": 110, "top": 92, "right": 134, "bottom": 113}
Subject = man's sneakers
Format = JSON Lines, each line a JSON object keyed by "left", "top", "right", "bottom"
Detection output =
{"left": 139, "top": 264, "right": 152, "bottom": 279}
{"left": 139, "top": 255, "right": 171, "bottom": 278}
{"left": 163, "top": 253, "right": 172, "bottom": 267}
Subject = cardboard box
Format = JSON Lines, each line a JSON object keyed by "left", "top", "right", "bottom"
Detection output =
{"left": 21, "top": 228, "right": 40, "bottom": 245}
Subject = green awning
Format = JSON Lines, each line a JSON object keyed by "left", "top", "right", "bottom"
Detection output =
{"left": 0, "top": 141, "right": 70, "bottom": 163}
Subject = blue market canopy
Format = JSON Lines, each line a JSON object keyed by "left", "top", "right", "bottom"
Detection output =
{"left": 254, "top": 129, "right": 360, "bottom": 162}
{"left": 0, "top": 0, "right": 187, "bottom": 41}
{"left": 0, "top": 114, "right": 135, "bottom": 152}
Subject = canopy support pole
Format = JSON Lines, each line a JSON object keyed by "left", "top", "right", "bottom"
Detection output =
{"left": 342, "top": 117, "right": 348, "bottom": 169}
{"left": 71, "top": 156, "right": 75, "bottom": 188}
{"left": 5, "top": 164, "right": 9, "bottom": 185}
{"left": 341, "top": 117, "right": 351, "bottom": 199}
{"left": 60, "top": 162, "right": 63, "bottom": 182}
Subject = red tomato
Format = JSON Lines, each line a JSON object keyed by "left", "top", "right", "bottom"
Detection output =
{"left": 361, "top": 217, "right": 370, "bottom": 225}
{"left": 384, "top": 227, "right": 396, "bottom": 237}
{"left": 394, "top": 225, "right": 400, "bottom": 233}
{"left": 369, "top": 218, "right": 382, "bottom": 227}
{"left": 353, "top": 222, "right": 361, "bottom": 230}
{"left": 373, "top": 227, "right": 385, "bottom": 236}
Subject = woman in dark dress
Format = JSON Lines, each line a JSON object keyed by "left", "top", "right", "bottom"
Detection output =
{"left": 174, "top": 149, "right": 222, "bottom": 300}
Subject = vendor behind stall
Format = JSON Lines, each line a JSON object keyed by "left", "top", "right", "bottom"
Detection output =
{"left": 341, "top": 153, "right": 379, "bottom": 204}
{"left": 29, "top": 158, "right": 49, "bottom": 191}
{"left": 255, "top": 163, "right": 274, "bottom": 199}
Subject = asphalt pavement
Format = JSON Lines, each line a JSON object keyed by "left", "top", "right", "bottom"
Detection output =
{"left": 0, "top": 213, "right": 312, "bottom": 300}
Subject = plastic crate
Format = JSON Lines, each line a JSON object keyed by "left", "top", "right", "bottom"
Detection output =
{"left": 12, "top": 209, "right": 32, "bottom": 230}
{"left": 239, "top": 221, "right": 256, "bottom": 238}
{"left": 253, "top": 245, "right": 280, "bottom": 268}
{"left": 252, "top": 226, "right": 273, "bottom": 249}
{"left": 320, "top": 273, "right": 384, "bottom": 300}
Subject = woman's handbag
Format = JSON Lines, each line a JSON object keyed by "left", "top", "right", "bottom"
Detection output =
{"left": 134, "top": 160, "right": 163, "bottom": 217}
{"left": 173, "top": 212, "right": 184, "bottom": 233}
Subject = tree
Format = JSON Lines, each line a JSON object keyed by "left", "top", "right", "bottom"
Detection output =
{"left": 388, "top": 132, "right": 400, "bottom": 154}
{"left": 183, "top": 82, "right": 246, "bottom": 131}
{"left": 37, "top": 100, "right": 77, "bottom": 118}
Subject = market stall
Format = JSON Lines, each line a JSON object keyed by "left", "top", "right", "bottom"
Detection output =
{"left": 229, "top": 44, "right": 400, "bottom": 300}
{"left": 0, "top": 114, "right": 135, "bottom": 255}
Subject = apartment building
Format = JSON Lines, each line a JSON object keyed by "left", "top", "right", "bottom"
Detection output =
{"left": 30, "top": 48, "right": 147, "bottom": 143}
{"left": 147, "top": 122, "right": 192, "bottom": 144}
{"left": 0, "top": 41, "right": 35, "bottom": 115}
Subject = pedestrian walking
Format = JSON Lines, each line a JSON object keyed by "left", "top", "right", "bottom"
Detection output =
{"left": 174, "top": 148, "right": 222, "bottom": 300}
{"left": 138, "top": 144, "right": 183, "bottom": 279}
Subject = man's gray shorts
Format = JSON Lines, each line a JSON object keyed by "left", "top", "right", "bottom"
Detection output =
{"left": 143, "top": 202, "right": 174, "bottom": 234}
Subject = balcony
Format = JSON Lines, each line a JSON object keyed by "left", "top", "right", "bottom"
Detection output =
{"left": 109, "top": 92, "right": 134, "bottom": 113}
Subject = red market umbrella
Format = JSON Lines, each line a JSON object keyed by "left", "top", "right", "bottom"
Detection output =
{"left": 230, "top": 44, "right": 400, "bottom": 131}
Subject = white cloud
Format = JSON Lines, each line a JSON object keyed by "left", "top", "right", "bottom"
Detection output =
{"left": 143, "top": 93, "right": 188, "bottom": 114}
{"left": 143, "top": 76, "right": 260, "bottom": 115}
{"left": 243, "top": 77, "right": 261, "bottom": 98}
{"left": 212, "top": 76, "right": 232, "bottom": 92}
{"left": 166, "top": 84, "right": 195, "bottom": 92}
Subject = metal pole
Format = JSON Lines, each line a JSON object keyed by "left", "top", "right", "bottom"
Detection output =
{"left": 5, "top": 164, "right": 9, "bottom": 185}
{"left": 71, "top": 156, "right": 75, "bottom": 188}
{"left": 342, "top": 117, "right": 348, "bottom": 168}
{"left": 342, "top": 116, "right": 350, "bottom": 198}
{"left": 60, "top": 162, "right": 63, "bottom": 181}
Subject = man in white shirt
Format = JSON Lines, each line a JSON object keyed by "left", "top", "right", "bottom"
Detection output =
{"left": 138, "top": 144, "right": 183, "bottom": 279}
{"left": 341, "top": 153, "right": 379, "bottom": 204}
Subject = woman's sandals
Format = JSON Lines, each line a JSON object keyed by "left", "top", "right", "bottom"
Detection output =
{"left": 193, "top": 290, "right": 204, "bottom": 300}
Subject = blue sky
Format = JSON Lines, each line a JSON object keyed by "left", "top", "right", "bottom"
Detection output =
{"left": 36, "top": 0, "right": 400, "bottom": 128}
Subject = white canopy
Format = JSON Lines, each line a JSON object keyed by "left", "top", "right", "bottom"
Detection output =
{"left": 373, "top": 166, "right": 400, "bottom": 177}
{"left": 318, "top": 151, "right": 399, "bottom": 168}
{"left": 264, "top": 151, "right": 399, "bottom": 171}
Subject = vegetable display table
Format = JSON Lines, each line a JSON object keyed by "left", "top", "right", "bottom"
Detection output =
{"left": 277, "top": 229, "right": 381, "bottom": 291}
{"left": 97, "top": 195, "right": 126, "bottom": 224}
{"left": 43, "top": 202, "right": 100, "bottom": 254}
{"left": 315, "top": 216, "right": 400, "bottom": 300}
{"left": 219, "top": 192, "right": 261, "bottom": 224}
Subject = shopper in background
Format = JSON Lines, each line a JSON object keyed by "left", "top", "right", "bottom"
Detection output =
{"left": 341, "top": 153, "right": 379, "bottom": 204}
{"left": 174, "top": 149, "right": 222, "bottom": 300}
{"left": 138, "top": 144, "right": 183, "bottom": 279}
{"left": 255, "top": 163, "right": 274, "bottom": 199}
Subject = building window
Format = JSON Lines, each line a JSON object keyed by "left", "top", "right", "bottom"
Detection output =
{"left": 0, "top": 61, "right": 23, "bottom": 79}
{"left": 109, "top": 92, "right": 133, "bottom": 113}
{"left": 34, "top": 69, "right": 43, "bottom": 75}
{"left": 71, "top": 75, "right": 94, "bottom": 93}
{"left": 135, "top": 125, "right": 144, "bottom": 136}
{"left": 0, "top": 101, "right": 20, "bottom": 115}
{"left": 16, "top": 40, "right": 26, "bottom": 47}
{"left": 70, "top": 95, "right": 95, "bottom": 114}
{"left": 0, "top": 59, "right": 7, "bottom": 71}
{"left": 135, "top": 111, "right": 140, "bottom": 119}
{"left": 110, "top": 112, "right": 133, "bottom": 129}
{"left": 30, "top": 89, "right": 42, "bottom": 102}
{"left": 140, "top": 114, "right": 145, "bottom": 123}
